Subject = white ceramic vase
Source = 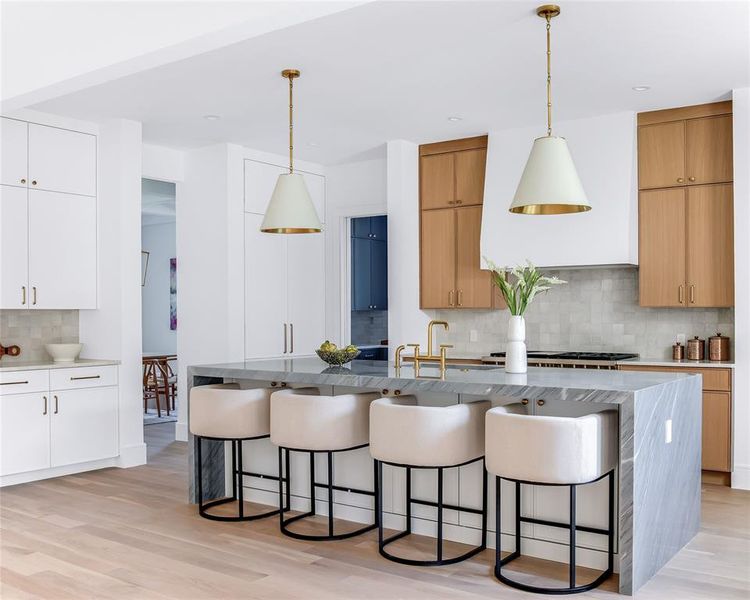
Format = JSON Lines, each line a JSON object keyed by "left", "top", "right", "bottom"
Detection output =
{"left": 505, "top": 315, "right": 527, "bottom": 374}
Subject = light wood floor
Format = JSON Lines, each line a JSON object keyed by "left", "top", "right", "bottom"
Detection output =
{"left": 1, "top": 423, "right": 748, "bottom": 599}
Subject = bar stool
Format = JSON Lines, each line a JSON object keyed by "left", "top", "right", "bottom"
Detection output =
{"left": 369, "top": 397, "right": 490, "bottom": 566}
{"left": 270, "top": 388, "right": 380, "bottom": 541}
{"left": 485, "top": 404, "right": 618, "bottom": 594}
{"left": 190, "top": 383, "right": 283, "bottom": 522}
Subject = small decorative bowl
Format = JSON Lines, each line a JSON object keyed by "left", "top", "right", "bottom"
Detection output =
{"left": 45, "top": 343, "right": 83, "bottom": 363}
{"left": 316, "top": 348, "right": 360, "bottom": 366}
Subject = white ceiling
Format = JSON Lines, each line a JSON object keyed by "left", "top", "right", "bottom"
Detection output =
{"left": 142, "top": 178, "right": 176, "bottom": 226}
{"left": 30, "top": 1, "right": 750, "bottom": 165}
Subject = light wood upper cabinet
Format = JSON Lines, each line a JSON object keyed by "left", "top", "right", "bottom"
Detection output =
{"left": 637, "top": 102, "right": 734, "bottom": 308}
{"left": 456, "top": 206, "right": 494, "bottom": 308}
{"left": 454, "top": 148, "right": 487, "bottom": 207}
{"left": 687, "top": 184, "right": 734, "bottom": 307}
{"left": 639, "top": 188, "right": 687, "bottom": 307}
{"left": 420, "top": 153, "right": 454, "bottom": 210}
{"left": 420, "top": 208, "right": 456, "bottom": 308}
{"left": 686, "top": 115, "right": 733, "bottom": 186}
{"left": 638, "top": 121, "right": 685, "bottom": 189}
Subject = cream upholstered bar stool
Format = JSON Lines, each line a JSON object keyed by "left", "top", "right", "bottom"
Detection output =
{"left": 190, "top": 383, "right": 284, "bottom": 521}
{"left": 485, "top": 404, "right": 618, "bottom": 594}
{"left": 369, "top": 397, "right": 491, "bottom": 566}
{"left": 270, "top": 387, "right": 380, "bottom": 541}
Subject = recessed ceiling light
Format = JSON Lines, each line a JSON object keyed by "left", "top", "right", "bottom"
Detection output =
{"left": 307, "top": 141, "right": 319, "bottom": 147}
{"left": 632, "top": 86, "right": 651, "bottom": 92}
{"left": 447, "top": 116, "right": 463, "bottom": 122}
{"left": 203, "top": 114, "right": 221, "bottom": 120}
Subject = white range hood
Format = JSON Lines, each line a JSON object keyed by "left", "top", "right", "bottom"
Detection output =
{"left": 480, "top": 111, "right": 638, "bottom": 269}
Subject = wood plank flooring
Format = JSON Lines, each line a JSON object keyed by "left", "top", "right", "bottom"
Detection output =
{"left": 1, "top": 423, "right": 748, "bottom": 599}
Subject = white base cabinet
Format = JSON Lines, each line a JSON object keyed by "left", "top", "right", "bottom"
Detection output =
{"left": 0, "top": 365, "right": 119, "bottom": 484}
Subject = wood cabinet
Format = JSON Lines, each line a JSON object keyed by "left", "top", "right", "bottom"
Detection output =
{"left": 619, "top": 364, "right": 732, "bottom": 481}
{"left": 419, "top": 136, "right": 501, "bottom": 309}
{"left": 637, "top": 102, "right": 734, "bottom": 308}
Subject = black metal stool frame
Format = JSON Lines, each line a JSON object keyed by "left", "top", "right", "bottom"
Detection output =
{"left": 377, "top": 456, "right": 488, "bottom": 567}
{"left": 278, "top": 443, "right": 379, "bottom": 541}
{"left": 495, "top": 469, "right": 615, "bottom": 595}
{"left": 196, "top": 434, "right": 287, "bottom": 522}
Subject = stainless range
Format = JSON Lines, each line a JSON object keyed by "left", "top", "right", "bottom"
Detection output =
{"left": 482, "top": 351, "right": 639, "bottom": 370}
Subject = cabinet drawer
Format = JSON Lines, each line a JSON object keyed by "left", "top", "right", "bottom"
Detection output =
{"left": 0, "top": 370, "right": 49, "bottom": 396}
{"left": 50, "top": 365, "right": 118, "bottom": 390}
{"left": 702, "top": 391, "right": 731, "bottom": 472}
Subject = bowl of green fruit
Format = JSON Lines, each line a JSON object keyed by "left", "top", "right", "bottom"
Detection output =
{"left": 316, "top": 341, "right": 360, "bottom": 366}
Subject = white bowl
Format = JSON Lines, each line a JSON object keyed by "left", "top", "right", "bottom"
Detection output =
{"left": 45, "top": 343, "right": 83, "bottom": 363}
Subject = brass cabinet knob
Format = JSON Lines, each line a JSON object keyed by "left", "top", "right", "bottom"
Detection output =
{"left": 521, "top": 398, "right": 529, "bottom": 405}
{"left": 271, "top": 381, "right": 278, "bottom": 387}
{"left": 537, "top": 399, "right": 546, "bottom": 406}
{"left": 688, "top": 176, "right": 696, "bottom": 182}
{"left": 20, "top": 178, "right": 26, "bottom": 184}
{"left": 676, "top": 177, "right": 684, "bottom": 183}
{"left": 394, "top": 389, "right": 401, "bottom": 396}
{"left": 456, "top": 199, "right": 463, "bottom": 204}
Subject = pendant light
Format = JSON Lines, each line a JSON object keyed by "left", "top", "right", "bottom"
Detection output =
{"left": 509, "top": 5, "right": 590, "bottom": 215}
{"left": 260, "top": 69, "right": 322, "bottom": 233}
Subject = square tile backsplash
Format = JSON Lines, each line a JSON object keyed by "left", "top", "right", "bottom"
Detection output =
{"left": 351, "top": 309, "right": 388, "bottom": 346}
{"left": 0, "top": 310, "right": 79, "bottom": 363}
{"left": 432, "top": 267, "right": 734, "bottom": 360}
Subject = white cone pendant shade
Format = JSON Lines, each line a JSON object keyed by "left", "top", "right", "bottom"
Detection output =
{"left": 509, "top": 136, "right": 590, "bottom": 215}
{"left": 260, "top": 173, "right": 322, "bottom": 233}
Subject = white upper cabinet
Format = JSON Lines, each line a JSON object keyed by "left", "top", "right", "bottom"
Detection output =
{"left": 28, "top": 124, "right": 96, "bottom": 196}
{"left": 28, "top": 190, "right": 97, "bottom": 309}
{"left": 0, "top": 185, "right": 29, "bottom": 308}
{"left": 287, "top": 232, "right": 326, "bottom": 356}
{"left": 1, "top": 118, "right": 28, "bottom": 187}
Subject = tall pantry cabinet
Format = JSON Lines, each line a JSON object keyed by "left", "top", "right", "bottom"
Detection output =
{"left": 637, "top": 102, "right": 734, "bottom": 307}
{"left": 243, "top": 159, "right": 326, "bottom": 359}
{"left": 0, "top": 117, "right": 97, "bottom": 309}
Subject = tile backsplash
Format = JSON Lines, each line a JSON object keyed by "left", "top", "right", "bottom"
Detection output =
{"left": 351, "top": 309, "right": 388, "bottom": 346}
{"left": 432, "top": 267, "right": 734, "bottom": 360}
{"left": 0, "top": 310, "right": 79, "bottom": 363}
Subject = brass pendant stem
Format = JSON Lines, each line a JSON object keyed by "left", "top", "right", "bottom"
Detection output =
{"left": 546, "top": 15, "right": 552, "bottom": 136}
{"left": 288, "top": 75, "right": 294, "bottom": 174}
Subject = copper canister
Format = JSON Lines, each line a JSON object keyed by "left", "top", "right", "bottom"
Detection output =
{"left": 709, "top": 333, "right": 730, "bottom": 362}
{"left": 687, "top": 336, "right": 705, "bottom": 361}
{"left": 672, "top": 342, "right": 684, "bottom": 360}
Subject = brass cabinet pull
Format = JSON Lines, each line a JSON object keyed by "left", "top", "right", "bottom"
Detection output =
{"left": 690, "top": 284, "right": 695, "bottom": 304}
{"left": 21, "top": 286, "right": 26, "bottom": 305}
{"left": 0, "top": 380, "right": 29, "bottom": 386}
{"left": 70, "top": 375, "right": 100, "bottom": 381}
{"left": 688, "top": 176, "right": 696, "bottom": 182}
{"left": 43, "top": 396, "right": 48, "bottom": 415}
{"left": 32, "top": 286, "right": 37, "bottom": 305}
{"left": 678, "top": 284, "right": 684, "bottom": 304}
{"left": 521, "top": 398, "right": 529, "bottom": 405}
{"left": 290, "top": 323, "right": 294, "bottom": 354}
{"left": 20, "top": 178, "right": 26, "bottom": 184}
{"left": 457, "top": 290, "right": 463, "bottom": 306}
{"left": 448, "top": 290, "right": 454, "bottom": 306}
{"left": 537, "top": 399, "right": 546, "bottom": 407}
{"left": 676, "top": 177, "right": 684, "bottom": 183}
{"left": 455, "top": 199, "right": 463, "bottom": 204}
{"left": 283, "top": 323, "right": 288, "bottom": 354}
{"left": 54, "top": 395, "right": 59, "bottom": 414}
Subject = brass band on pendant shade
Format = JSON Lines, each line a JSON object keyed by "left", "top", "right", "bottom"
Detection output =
{"left": 509, "top": 5, "right": 590, "bottom": 215}
{"left": 260, "top": 69, "right": 322, "bottom": 233}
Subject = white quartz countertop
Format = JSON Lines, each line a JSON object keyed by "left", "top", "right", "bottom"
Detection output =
{"left": 0, "top": 359, "right": 120, "bottom": 373}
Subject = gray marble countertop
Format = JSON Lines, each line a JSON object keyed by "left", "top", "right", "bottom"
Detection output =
{"left": 189, "top": 357, "right": 697, "bottom": 404}
{"left": 0, "top": 358, "right": 120, "bottom": 373}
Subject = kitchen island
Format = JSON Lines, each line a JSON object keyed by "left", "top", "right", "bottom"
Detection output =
{"left": 187, "top": 358, "right": 702, "bottom": 595}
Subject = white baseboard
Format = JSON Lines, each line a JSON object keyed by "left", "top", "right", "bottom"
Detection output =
{"left": 1, "top": 457, "right": 118, "bottom": 487}
{"left": 116, "top": 443, "right": 147, "bottom": 468}
{"left": 731, "top": 464, "right": 750, "bottom": 490}
{"left": 175, "top": 421, "right": 188, "bottom": 442}
{"left": 243, "top": 485, "right": 619, "bottom": 572}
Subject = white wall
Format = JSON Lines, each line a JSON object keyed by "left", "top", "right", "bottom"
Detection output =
{"left": 79, "top": 118, "right": 146, "bottom": 468}
{"left": 732, "top": 88, "right": 750, "bottom": 490}
{"left": 386, "top": 140, "right": 430, "bottom": 358}
{"left": 141, "top": 222, "right": 177, "bottom": 354}
{"left": 324, "top": 154, "right": 387, "bottom": 345}
{"left": 481, "top": 111, "right": 638, "bottom": 268}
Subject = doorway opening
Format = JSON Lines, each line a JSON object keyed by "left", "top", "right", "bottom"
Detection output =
{"left": 349, "top": 215, "right": 388, "bottom": 360}
{"left": 140, "top": 178, "right": 177, "bottom": 429}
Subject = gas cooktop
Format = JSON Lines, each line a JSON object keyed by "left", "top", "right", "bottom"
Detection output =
{"left": 489, "top": 351, "right": 638, "bottom": 361}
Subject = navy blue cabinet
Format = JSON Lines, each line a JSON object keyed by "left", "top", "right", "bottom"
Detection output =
{"left": 352, "top": 216, "right": 388, "bottom": 310}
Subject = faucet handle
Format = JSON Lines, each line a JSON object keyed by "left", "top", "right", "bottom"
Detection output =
{"left": 407, "top": 343, "right": 421, "bottom": 355}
